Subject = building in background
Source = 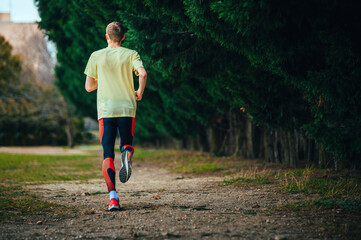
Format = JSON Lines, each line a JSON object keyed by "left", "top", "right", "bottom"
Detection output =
{"left": 0, "top": 12, "right": 54, "bottom": 85}
{"left": 0, "top": 12, "right": 11, "bottom": 22}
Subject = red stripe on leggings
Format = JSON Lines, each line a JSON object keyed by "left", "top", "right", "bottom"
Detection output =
{"left": 102, "top": 157, "right": 115, "bottom": 192}
{"left": 98, "top": 118, "right": 104, "bottom": 143}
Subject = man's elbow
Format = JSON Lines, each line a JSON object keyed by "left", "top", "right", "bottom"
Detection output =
{"left": 139, "top": 72, "right": 147, "bottom": 79}
{"left": 85, "top": 85, "right": 93, "bottom": 92}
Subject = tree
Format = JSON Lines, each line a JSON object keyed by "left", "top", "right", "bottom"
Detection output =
{"left": 196, "top": 0, "right": 361, "bottom": 167}
{"left": 0, "top": 34, "right": 80, "bottom": 146}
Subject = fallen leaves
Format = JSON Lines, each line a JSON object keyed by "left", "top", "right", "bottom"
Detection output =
{"left": 151, "top": 195, "right": 162, "bottom": 200}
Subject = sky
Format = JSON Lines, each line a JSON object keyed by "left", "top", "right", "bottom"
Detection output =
{"left": 0, "top": 0, "right": 40, "bottom": 22}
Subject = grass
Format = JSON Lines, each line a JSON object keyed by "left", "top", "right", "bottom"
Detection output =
{"left": 0, "top": 153, "right": 101, "bottom": 182}
{"left": 0, "top": 150, "right": 102, "bottom": 221}
{"left": 133, "top": 148, "right": 243, "bottom": 174}
{"left": 223, "top": 167, "right": 361, "bottom": 212}
{"left": 0, "top": 184, "right": 75, "bottom": 221}
{"left": 278, "top": 168, "right": 361, "bottom": 200}
{"left": 0, "top": 147, "right": 187, "bottom": 183}
{"left": 223, "top": 177, "right": 271, "bottom": 186}
{"left": 175, "top": 163, "right": 225, "bottom": 174}
{"left": 277, "top": 168, "right": 361, "bottom": 211}
{"left": 221, "top": 166, "right": 360, "bottom": 198}
{"left": 222, "top": 167, "right": 275, "bottom": 186}
{"left": 134, "top": 148, "right": 183, "bottom": 160}
{"left": 284, "top": 199, "right": 361, "bottom": 211}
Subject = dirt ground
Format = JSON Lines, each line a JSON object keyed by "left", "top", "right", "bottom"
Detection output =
{"left": 0, "top": 148, "right": 359, "bottom": 239}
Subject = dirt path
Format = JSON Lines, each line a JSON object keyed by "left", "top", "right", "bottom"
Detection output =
{"left": 1, "top": 158, "right": 352, "bottom": 240}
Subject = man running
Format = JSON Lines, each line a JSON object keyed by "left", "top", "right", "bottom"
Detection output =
{"left": 84, "top": 22, "right": 147, "bottom": 211}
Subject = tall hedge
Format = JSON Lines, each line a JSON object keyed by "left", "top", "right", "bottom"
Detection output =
{"left": 36, "top": 0, "right": 361, "bottom": 168}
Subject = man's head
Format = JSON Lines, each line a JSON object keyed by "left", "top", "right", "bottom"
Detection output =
{"left": 106, "top": 22, "right": 127, "bottom": 43}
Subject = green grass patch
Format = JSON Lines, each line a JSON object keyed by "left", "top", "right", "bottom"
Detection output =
{"left": 244, "top": 210, "right": 257, "bottom": 215}
{"left": 284, "top": 199, "right": 361, "bottom": 211}
{"left": 222, "top": 168, "right": 275, "bottom": 186}
{"left": 176, "top": 163, "right": 225, "bottom": 174}
{"left": 223, "top": 176, "right": 271, "bottom": 186}
{"left": 0, "top": 184, "right": 75, "bottom": 221}
{"left": 313, "top": 199, "right": 361, "bottom": 210}
{"left": 0, "top": 149, "right": 105, "bottom": 221}
{"left": 222, "top": 166, "right": 360, "bottom": 202}
{"left": 0, "top": 153, "right": 101, "bottom": 182}
{"left": 221, "top": 166, "right": 361, "bottom": 214}
{"left": 133, "top": 148, "right": 232, "bottom": 175}
{"left": 134, "top": 148, "right": 185, "bottom": 162}
{"left": 279, "top": 169, "right": 361, "bottom": 200}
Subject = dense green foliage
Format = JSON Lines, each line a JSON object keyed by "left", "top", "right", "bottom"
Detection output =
{"left": 191, "top": 0, "right": 361, "bottom": 164}
{"left": 36, "top": 1, "right": 361, "bottom": 168}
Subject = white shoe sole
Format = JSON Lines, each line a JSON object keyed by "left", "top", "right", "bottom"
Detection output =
{"left": 108, "top": 204, "right": 120, "bottom": 211}
{"left": 119, "top": 150, "right": 132, "bottom": 183}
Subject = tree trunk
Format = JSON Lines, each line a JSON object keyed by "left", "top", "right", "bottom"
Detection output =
{"left": 280, "top": 130, "right": 289, "bottom": 164}
{"left": 234, "top": 117, "right": 241, "bottom": 156}
{"left": 245, "top": 115, "right": 254, "bottom": 158}
{"left": 264, "top": 128, "right": 274, "bottom": 163}
{"left": 318, "top": 143, "right": 325, "bottom": 168}
{"left": 65, "top": 116, "right": 74, "bottom": 148}
{"left": 274, "top": 130, "right": 281, "bottom": 163}
{"left": 288, "top": 131, "right": 298, "bottom": 167}
{"left": 188, "top": 136, "right": 195, "bottom": 151}
{"left": 333, "top": 156, "right": 341, "bottom": 171}
{"left": 253, "top": 126, "right": 264, "bottom": 158}
{"left": 199, "top": 128, "right": 210, "bottom": 152}
{"left": 307, "top": 138, "right": 314, "bottom": 166}
{"left": 207, "top": 127, "right": 219, "bottom": 153}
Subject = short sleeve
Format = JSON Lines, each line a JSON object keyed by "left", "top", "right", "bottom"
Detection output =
{"left": 131, "top": 51, "right": 144, "bottom": 76}
{"left": 84, "top": 53, "right": 97, "bottom": 79}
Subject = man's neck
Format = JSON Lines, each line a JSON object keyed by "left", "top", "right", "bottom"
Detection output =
{"left": 108, "top": 41, "right": 121, "bottom": 48}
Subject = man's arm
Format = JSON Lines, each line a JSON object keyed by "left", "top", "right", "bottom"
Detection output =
{"left": 135, "top": 67, "right": 147, "bottom": 101}
{"left": 85, "top": 76, "right": 98, "bottom": 92}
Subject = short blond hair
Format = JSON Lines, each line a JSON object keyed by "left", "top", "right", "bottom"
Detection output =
{"left": 106, "top": 22, "right": 127, "bottom": 43}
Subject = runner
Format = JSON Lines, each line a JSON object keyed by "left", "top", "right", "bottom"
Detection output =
{"left": 84, "top": 22, "right": 147, "bottom": 211}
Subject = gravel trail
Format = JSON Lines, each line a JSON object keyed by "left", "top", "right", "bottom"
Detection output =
{"left": 1, "top": 159, "right": 354, "bottom": 239}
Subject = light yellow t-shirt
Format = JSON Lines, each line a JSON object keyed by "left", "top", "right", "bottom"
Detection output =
{"left": 84, "top": 46, "right": 144, "bottom": 120}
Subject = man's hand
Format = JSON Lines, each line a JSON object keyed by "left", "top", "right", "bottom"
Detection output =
{"left": 135, "top": 90, "right": 143, "bottom": 101}
{"left": 135, "top": 67, "right": 147, "bottom": 101}
{"left": 85, "top": 76, "right": 98, "bottom": 92}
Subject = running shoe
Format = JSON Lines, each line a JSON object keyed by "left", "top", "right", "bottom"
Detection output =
{"left": 119, "top": 150, "right": 132, "bottom": 183}
{"left": 108, "top": 198, "right": 120, "bottom": 211}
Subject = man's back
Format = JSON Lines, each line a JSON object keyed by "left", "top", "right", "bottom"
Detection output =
{"left": 85, "top": 46, "right": 143, "bottom": 119}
